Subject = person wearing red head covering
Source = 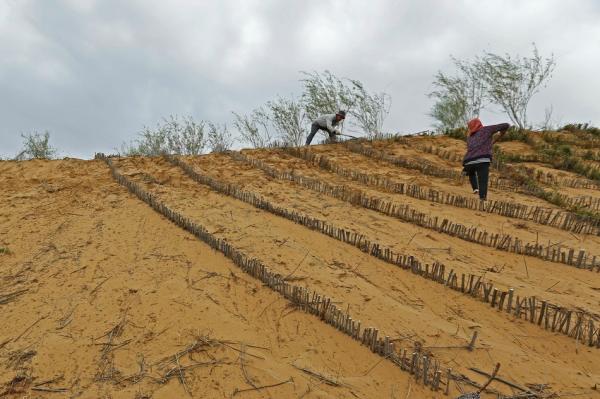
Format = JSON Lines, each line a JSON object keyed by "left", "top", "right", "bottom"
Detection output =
{"left": 462, "top": 118, "right": 510, "bottom": 200}
{"left": 467, "top": 118, "right": 483, "bottom": 135}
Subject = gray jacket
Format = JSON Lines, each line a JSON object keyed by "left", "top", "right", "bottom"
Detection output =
{"left": 313, "top": 114, "right": 342, "bottom": 134}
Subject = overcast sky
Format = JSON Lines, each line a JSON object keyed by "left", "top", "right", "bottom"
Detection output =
{"left": 1, "top": 0, "right": 599, "bottom": 158}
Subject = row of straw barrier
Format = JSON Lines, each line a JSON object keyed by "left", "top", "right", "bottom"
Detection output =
{"left": 94, "top": 153, "right": 468, "bottom": 394}
{"left": 344, "top": 139, "right": 600, "bottom": 219}
{"left": 279, "top": 146, "right": 600, "bottom": 236}
{"left": 564, "top": 195, "right": 600, "bottom": 212}
{"left": 233, "top": 150, "right": 600, "bottom": 271}
{"left": 418, "top": 144, "right": 600, "bottom": 203}
{"left": 341, "top": 138, "right": 568, "bottom": 208}
{"left": 356, "top": 132, "right": 600, "bottom": 190}
{"left": 163, "top": 154, "right": 600, "bottom": 349}
{"left": 340, "top": 140, "right": 518, "bottom": 190}
{"left": 335, "top": 141, "right": 600, "bottom": 233}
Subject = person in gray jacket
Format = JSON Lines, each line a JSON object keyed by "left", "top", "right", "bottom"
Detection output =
{"left": 305, "top": 110, "right": 346, "bottom": 145}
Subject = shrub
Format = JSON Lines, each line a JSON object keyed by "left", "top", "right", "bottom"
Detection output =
{"left": 300, "top": 70, "right": 355, "bottom": 122}
{"left": 430, "top": 95, "right": 468, "bottom": 131}
{"left": 429, "top": 58, "right": 486, "bottom": 130}
{"left": 476, "top": 45, "right": 555, "bottom": 129}
{"left": 432, "top": 44, "right": 555, "bottom": 129}
{"left": 207, "top": 123, "right": 233, "bottom": 153}
{"left": 267, "top": 97, "right": 307, "bottom": 146}
{"left": 561, "top": 123, "right": 600, "bottom": 138}
{"left": 583, "top": 151, "right": 594, "bottom": 160}
{"left": 232, "top": 108, "right": 274, "bottom": 148}
{"left": 443, "top": 127, "right": 467, "bottom": 140}
{"left": 123, "top": 115, "right": 206, "bottom": 156}
{"left": 348, "top": 79, "right": 391, "bottom": 137}
{"left": 301, "top": 70, "right": 391, "bottom": 137}
{"left": 495, "top": 127, "right": 529, "bottom": 143}
{"left": 15, "top": 131, "right": 57, "bottom": 160}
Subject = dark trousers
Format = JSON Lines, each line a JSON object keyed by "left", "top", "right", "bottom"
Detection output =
{"left": 463, "top": 162, "right": 490, "bottom": 200}
{"left": 305, "top": 123, "right": 334, "bottom": 145}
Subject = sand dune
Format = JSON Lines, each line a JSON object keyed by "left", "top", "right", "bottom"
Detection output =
{"left": 1, "top": 135, "right": 599, "bottom": 398}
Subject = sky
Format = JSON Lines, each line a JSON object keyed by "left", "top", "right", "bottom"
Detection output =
{"left": 1, "top": 0, "right": 599, "bottom": 159}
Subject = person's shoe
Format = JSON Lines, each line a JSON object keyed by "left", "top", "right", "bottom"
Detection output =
{"left": 473, "top": 189, "right": 479, "bottom": 194}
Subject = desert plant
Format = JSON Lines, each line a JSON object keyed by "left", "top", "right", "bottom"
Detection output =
{"left": 429, "top": 58, "right": 486, "bottom": 130}
{"left": 207, "top": 122, "right": 234, "bottom": 153}
{"left": 164, "top": 116, "right": 206, "bottom": 155}
{"left": 562, "top": 123, "right": 584, "bottom": 132}
{"left": 562, "top": 123, "right": 600, "bottom": 137}
{"left": 476, "top": 44, "right": 555, "bottom": 129}
{"left": 537, "top": 105, "right": 556, "bottom": 130}
{"left": 431, "top": 95, "right": 469, "bottom": 131}
{"left": 536, "top": 142, "right": 600, "bottom": 182}
{"left": 232, "top": 71, "right": 390, "bottom": 145}
{"left": 267, "top": 96, "right": 307, "bottom": 146}
{"left": 124, "top": 115, "right": 206, "bottom": 156}
{"left": 15, "top": 131, "right": 57, "bottom": 160}
{"left": 443, "top": 126, "right": 468, "bottom": 140}
{"left": 122, "top": 127, "right": 167, "bottom": 156}
{"left": 433, "top": 44, "right": 555, "bottom": 130}
{"left": 233, "top": 99, "right": 306, "bottom": 148}
{"left": 495, "top": 126, "right": 530, "bottom": 143}
{"left": 300, "top": 70, "right": 392, "bottom": 137}
{"left": 300, "top": 70, "right": 355, "bottom": 122}
{"left": 348, "top": 79, "right": 391, "bottom": 137}
{"left": 232, "top": 108, "right": 274, "bottom": 148}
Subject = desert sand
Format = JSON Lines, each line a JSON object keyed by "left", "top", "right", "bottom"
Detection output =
{"left": 1, "top": 135, "right": 599, "bottom": 398}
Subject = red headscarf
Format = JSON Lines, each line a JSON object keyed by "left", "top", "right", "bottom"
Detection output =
{"left": 467, "top": 118, "right": 483, "bottom": 136}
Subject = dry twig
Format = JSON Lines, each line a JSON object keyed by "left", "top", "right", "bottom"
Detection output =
{"left": 0, "top": 289, "right": 29, "bottom": 305}
{"left": 291, "top": 363, "right": 347, "bottom": 387}
{"left": 232, "top": 378, "right": 293, "bottom": 396}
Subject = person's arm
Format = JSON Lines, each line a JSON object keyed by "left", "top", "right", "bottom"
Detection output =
{"left": 493, "top": 131, "right": 505, "bottom": 144}
{"left": 325, "top": 115, "right": 336, "bottom": 133}
{"left": 486, "top": 123, "right": 510, "bottom": 133}
{"left": 489, "top": 123, "right": 510, "bottom": 143}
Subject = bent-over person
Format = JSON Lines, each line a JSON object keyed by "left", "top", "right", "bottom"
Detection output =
{"left": 305, "top": 111, "right": 346, "bottom": 145}
{"left": 462, "top": 118, "right": 510, "bottom": 201}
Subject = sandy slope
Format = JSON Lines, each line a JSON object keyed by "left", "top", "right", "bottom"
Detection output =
{"left": 1, "top": 135, "right": 599, "bottom": 399}
{"left": 113, "top": 156, "right": 599, "bottom": 397}
{"left": 237, "top": 146, "right": 600, "bottom": 253}
{"left": 186, "top": 153, "right": 600, "bottom": 314}
{"left": 0, "top": 160, "right": 437, "bottom": 398}
{"left": 292, "top": 144, "right": 565, "bottom": 210}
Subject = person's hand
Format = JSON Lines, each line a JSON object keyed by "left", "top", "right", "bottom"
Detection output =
{"left": 493, "top": 130, "right": 506, "bottom": 144}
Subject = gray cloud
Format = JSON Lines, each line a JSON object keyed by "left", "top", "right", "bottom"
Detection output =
{"left": 1, "top": 0, "right": 599, "bottom": 158}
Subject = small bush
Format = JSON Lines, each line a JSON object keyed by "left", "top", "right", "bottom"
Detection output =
{"left": 232, "top": 109, "right": 275, "bottom": 148}
{"left": 496, "top": 127, "right": 529, "bottom": 143}
{"left": 561, "top": 123, "right": 600, "bottom": 138}
{"left": 207, "top": 123, "right": 233, "bottom": 153}
{"left": 15, "top": 131, "right": 57, "bottom": 160}
{"left": 443, "top": 127, "right": 467, "bottom": 140}
{"left": 123, "top": 115, "right": 206, "bottom": 156}
{"left": 587, "top": 127, "right": 600, "bottom": 137}
{"left": 561, "top": 123, "right": 580, "bottom": 132}
{"left": 557, "top": 145, "right": 572, "bottom": 156}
